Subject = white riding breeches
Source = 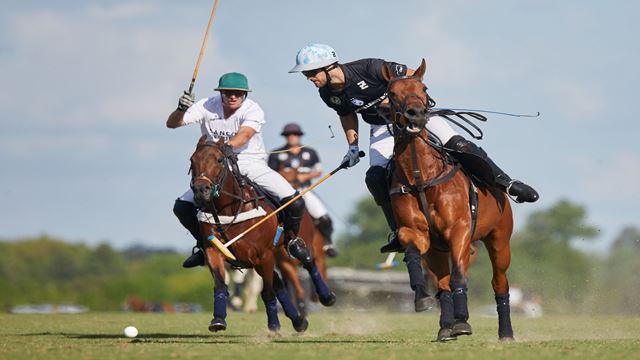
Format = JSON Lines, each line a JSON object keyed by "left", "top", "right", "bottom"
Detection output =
{"left": 368, "top": 115, "right": 458, "bottom": 168}
{"left": 301, "top": 189, "right": 328, "bottom": 219}
{"left": 178, "top": 159, "right": 297, "bottom": 204}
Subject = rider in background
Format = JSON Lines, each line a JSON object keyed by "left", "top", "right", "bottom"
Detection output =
{"left": 288, "top": 44, "right": 539, "bottom": 254}
{"left": 166, "top": 72, "right": 314, "bottom": 269}
{"left": 268, "top": 123, "right": 338, "bottom": 258}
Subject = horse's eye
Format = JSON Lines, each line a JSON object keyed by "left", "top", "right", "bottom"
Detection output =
{"left": 217, "top": 158, "right": 224, "bottom": 163}
{"left": 388, "top": 91, "right": 395, "bottom": 99}
{"left": 423, "top": 86, "right": 427, "bottom": 92}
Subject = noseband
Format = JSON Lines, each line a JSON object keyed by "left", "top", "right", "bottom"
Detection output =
{"left": 385, "top": 76, "right": 435, "bottom": 136}
{"left": 191, "top": 142, "right": 230, "bottom": 200}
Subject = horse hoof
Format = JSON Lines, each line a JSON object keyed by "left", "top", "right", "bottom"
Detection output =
{"left": 268, "top": 323, "right": 281, "bottom": 332}
{"left": 437, "top": 327, "right": 457, "bottom": 342}
{"left": 451, "top": 321, "right": 473, "bottom": 336}
{"left": 208, "top": 318, "right": 227, "bottom": 332}
{"left": 319, "top": 292, "right": 336, "bottom": 307}
{"left": 500, "top": 336, "right": 515, "bottom": 342}
{"left": 292, "top": 317, "right": 309, "bottom": 333}
{"left": 414, "top": 296, "right": 437, "bottom": 312}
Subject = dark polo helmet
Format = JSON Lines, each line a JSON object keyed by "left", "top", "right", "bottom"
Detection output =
{"left": 281, "top": 123, "right": 304, "bottom": 136}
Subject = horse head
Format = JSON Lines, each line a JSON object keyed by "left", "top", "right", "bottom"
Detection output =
{"left": 382, "top": 59, "right": 430, "bottom": 135}
{"left": 190, "top": 136, "right": 229, "bottom": 209}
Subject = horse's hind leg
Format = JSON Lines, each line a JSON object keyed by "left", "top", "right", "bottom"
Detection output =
{"left": 278, "top": 257, "right": 307, "bottom": 316}
{"left": 255, "top": 257, "right": 281, "bottom": 332}
{"left": 273, "top": 271, "right": 308, "bottom": 333}
{"left": 204, "top": 246, "right": 229, "bottom": 332}
{"left": 403, "top": 243, "right": 436, "bottom": 312}
{"left": 301, "top": 251, "right": 336, "bottom": 307}
{"left": 484, "top": 226, "right": 515, "bottom": 341}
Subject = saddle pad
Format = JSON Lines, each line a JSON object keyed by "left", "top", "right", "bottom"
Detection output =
{"left": 197, "top": 207, "right": 267, "bottom": 225}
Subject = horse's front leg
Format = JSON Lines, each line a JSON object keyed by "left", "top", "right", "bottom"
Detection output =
{"left": 425, "top": 249, "right": 456, "bottom": 342}
{"left": 277, "top": 253, "right": 307, "bottom": 316}
{"left": 203, "top": 238, "right": 229, "bottom": 332}
{"left": 254, "top": 255, "right": 281, "bottom": 333}
{"left": 447, "top": 222, "right": 473, "bottom": 337}
{"left": 395, "top": 200, "right": 436, "bottom": 312}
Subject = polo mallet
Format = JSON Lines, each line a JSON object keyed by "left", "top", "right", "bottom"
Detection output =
{"left": 211, "top": 151, "right": 365, "bottom": 260}
{"left": 376, "top": 252, "right": 400, "bottom": 270}
{"left": 188, "top": 0, "right": 220, "bottom": 94}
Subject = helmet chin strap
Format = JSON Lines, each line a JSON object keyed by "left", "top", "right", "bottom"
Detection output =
{"left": 322, "top": 63, "right": 338, "bottom": 88}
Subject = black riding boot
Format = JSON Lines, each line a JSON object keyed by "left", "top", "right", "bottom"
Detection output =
{"left": 365, "top": 166, "right": 403, "bottom": 253}
{"left": 282, "top": 194, "right": 313, "bottom": 268}
{"left": 173, "top": 199, "right": 205, "bottom": 268}
{"left": 445, "top": 135, "right": 539, "bottom": 203}
{"left": 314, "top": 215, "right": 338, "bottom": 257}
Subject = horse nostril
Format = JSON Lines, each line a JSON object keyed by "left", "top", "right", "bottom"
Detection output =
{"left": 406, "top": 108, "right": 417, "bottom": 117}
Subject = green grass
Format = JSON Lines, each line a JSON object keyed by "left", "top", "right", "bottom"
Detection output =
{"left": 1, "top": 311, "right": 639, "bottom": 359}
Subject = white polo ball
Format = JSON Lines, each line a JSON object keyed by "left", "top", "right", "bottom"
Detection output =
{"left": 124, "top": 326, "right": 138, "bottom": 338}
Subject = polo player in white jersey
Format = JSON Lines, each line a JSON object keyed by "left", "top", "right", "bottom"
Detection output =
{"left": 166, "top": 72, "right": 313, "bottom": 268}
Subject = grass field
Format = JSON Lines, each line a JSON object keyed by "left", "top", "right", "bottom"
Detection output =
{"left": 1, "top": 311, "right": 639, "bottom": 359}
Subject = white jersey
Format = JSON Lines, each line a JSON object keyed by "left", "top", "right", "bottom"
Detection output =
{"left": 182, "top": 95, "right": 267, "bottom": 161}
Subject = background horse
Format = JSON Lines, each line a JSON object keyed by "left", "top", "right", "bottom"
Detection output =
{"left": 189, "top": 137, "right": 335, "bottom": 333}
{"left": 382, "top": 60, "right": 515, "bottom": 341}
{"left": 277, "top": 166, "right": 329, "bottom": 315}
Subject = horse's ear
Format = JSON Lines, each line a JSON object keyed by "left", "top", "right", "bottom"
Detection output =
{"left": 197, "top": 135, "right": 207, "bottom": 145}
{"left": 216, "top": 138, "right": 225, "bottom": 147}
{"left": 413, "top": 58, "right": 427, "bottom": 80}
{"left": 381, "top": 63, "right": 394, "bottom": 81}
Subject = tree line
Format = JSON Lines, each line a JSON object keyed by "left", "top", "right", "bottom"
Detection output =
{"left": 1, "top": 198, "right": 638, "bottom": 313}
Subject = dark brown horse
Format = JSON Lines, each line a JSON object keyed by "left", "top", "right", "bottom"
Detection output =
{"left": 276, "top": 166, "right": 329, "bottom": 314}
{"left": 189, "top": 137, "right": 335, "bottom": 333}
{"left": 382, "top": 60, "right": 515, "bottom": 341}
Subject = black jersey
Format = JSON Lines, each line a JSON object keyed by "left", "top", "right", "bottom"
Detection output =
{"left": 319, "top": 58, "right": 407, "bottom": 125}
{"left": 268, "top": 145, "right": 321, "bottom": 187}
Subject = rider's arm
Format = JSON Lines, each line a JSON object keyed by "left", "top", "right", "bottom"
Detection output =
{"left": 340, "top": 112, "right": 359, "bottom": 146}
{"left": 166, "top": 110, "right": 186, "bottom": 128}
{"left": 227, "top": 126, "right": 256, "bottom": 149}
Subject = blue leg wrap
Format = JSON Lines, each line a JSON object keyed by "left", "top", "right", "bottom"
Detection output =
{"left": 437, "top": 290, "right": 455, "bottom": 328}
{"left": 276, "top": 288, "right": 301, "bottom": 320}
{"left": 214, "top": 289, "right": 228, "bottom": 319}
{"left": 495, "top": 293, "right": 514, "bottom": 338}
{"left": 263, "top": 296, "right": 280, "bottom": 331}
{"left": 308, "top": 264, "right": 330, "bottom": 300}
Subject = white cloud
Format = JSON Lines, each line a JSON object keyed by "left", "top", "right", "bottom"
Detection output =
{"left": 0, "top": 133, "right": 111, "bottom": 159}
{"left": 575, "top": 152, "right": 640, "bottom": 202}
{"left": 543, "top": 78, "right": 605, "bottom": 120}
{"left": 0, "top": 3, "right": 228, "bottom": 127}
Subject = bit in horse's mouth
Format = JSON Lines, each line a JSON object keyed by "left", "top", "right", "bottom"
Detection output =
{"left": 406, "top": 122, "right": 422, "bottom": 134}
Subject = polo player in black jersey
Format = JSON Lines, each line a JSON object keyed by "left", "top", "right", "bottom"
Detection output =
{"left": 289, "top": 44, "right": 539, "bottom": 253}
{"left": 268, "top": 123, "right": 338, "bottom": 257}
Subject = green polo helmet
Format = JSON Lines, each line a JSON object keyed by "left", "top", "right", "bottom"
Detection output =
{"left": 214, "top": 72, "right": 252, "bottom": 92}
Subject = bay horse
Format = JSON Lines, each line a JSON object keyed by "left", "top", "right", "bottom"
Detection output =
{"left": 189, "top": 137, "right": 335, "bottom": 333}
{"left": 277, "top": 166, "right": 329, "bottom": 315}
{"left": 382, "top": 59, "right": 515, "bottom": 341}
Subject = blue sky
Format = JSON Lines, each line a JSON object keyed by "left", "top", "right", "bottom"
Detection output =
{"left": 1, "top": 0, "right": 638, "bottom": 252}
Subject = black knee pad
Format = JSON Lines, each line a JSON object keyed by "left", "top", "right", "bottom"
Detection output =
{"left": 173, "top": 199, "right": 200, "bottom": 241}
{"left": 365, "top": 166, "right": 390, "bottom": 206}
{"left": 282, "top": 194, "right": 305, "bottom": 232}
{"left": 313, "top": 215, "right": 333, "bottom": 241}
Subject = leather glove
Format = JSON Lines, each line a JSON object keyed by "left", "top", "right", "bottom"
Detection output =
{"left": 341, "top": 145, "right": 360, "bottom": 168}
{"left": 177, "top": 91, "right": 195, "bottom": 111}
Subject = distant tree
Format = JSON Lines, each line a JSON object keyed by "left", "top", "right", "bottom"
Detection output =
{"left": 592, "top": 226, "right": 640, "bottom": 314}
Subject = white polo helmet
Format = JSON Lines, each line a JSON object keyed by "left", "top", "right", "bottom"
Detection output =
{"left": 288, "top": 44, "right": 339, "bottom": 73}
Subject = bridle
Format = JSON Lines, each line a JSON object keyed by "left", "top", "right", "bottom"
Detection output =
{"left": 381, "top": 76, "right": 436, "bottom": 136}
{"left": 190, "top": 142, "right": 245, "bottom": 208}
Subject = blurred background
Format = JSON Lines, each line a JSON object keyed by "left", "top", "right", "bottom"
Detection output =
{"left": 1, "top": 1, "right": 639, "bottom": 314}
